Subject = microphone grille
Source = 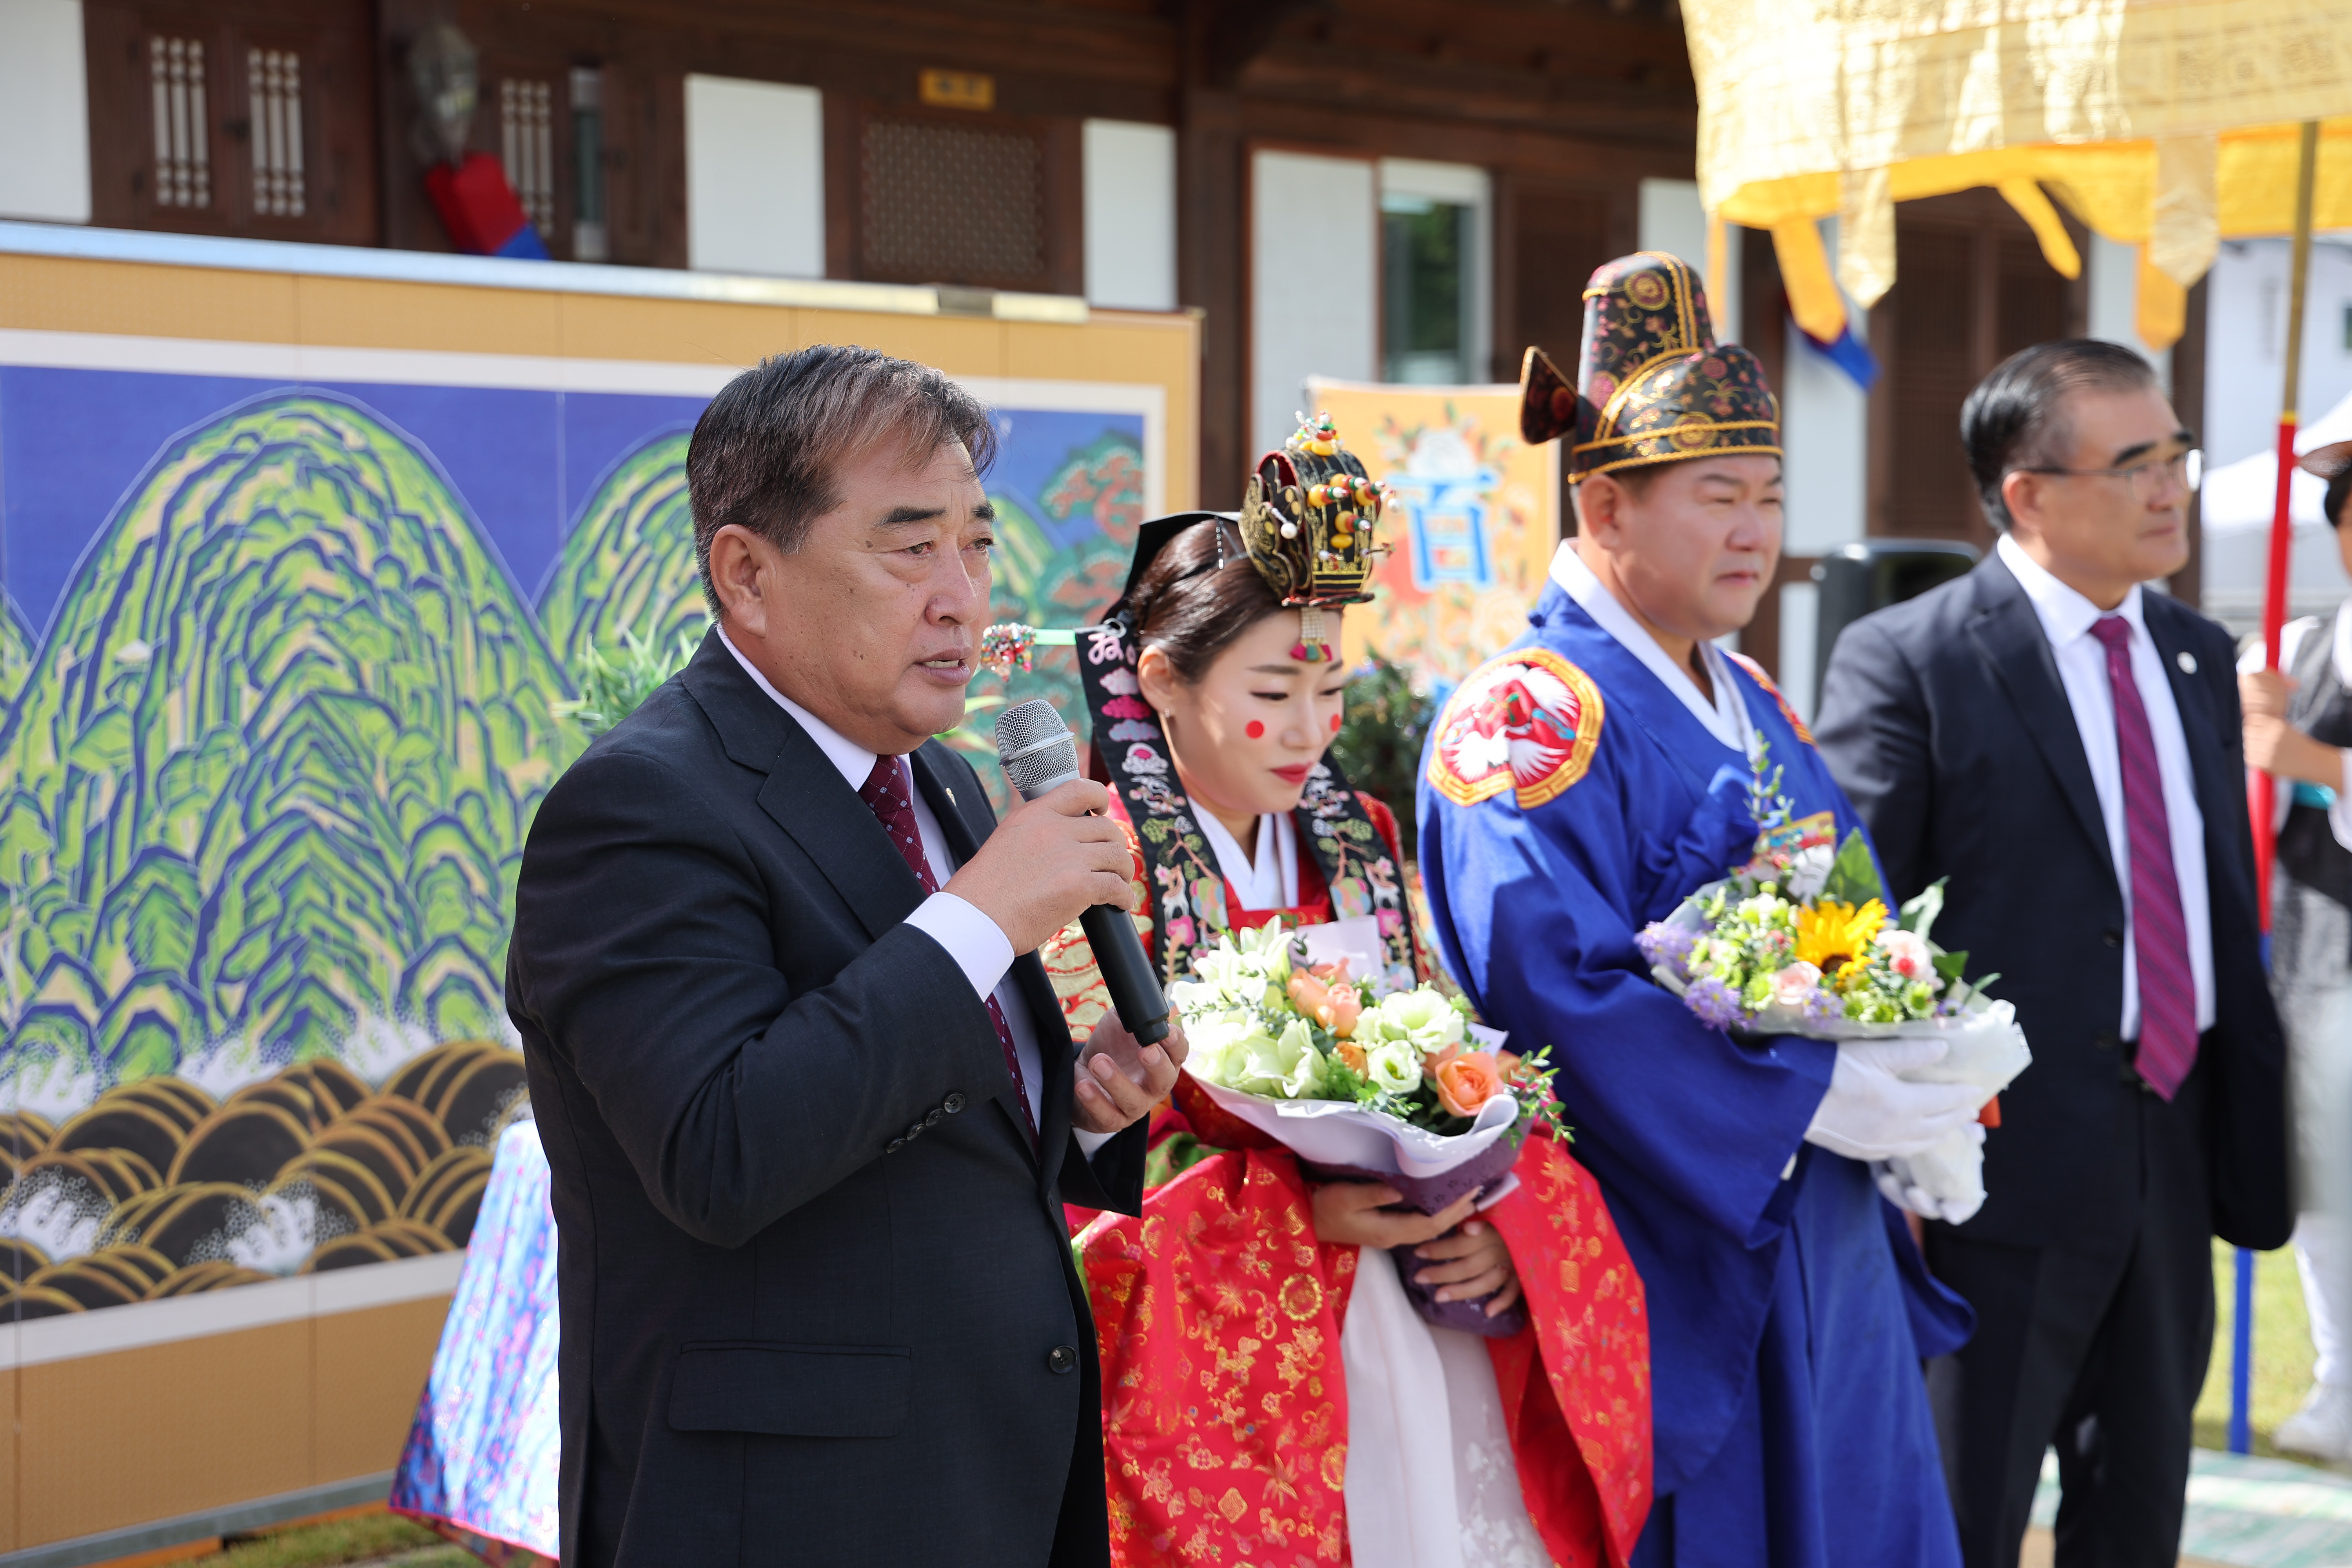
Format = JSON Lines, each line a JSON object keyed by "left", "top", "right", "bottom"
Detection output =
{"left": 994, "top": 698, "right": 1082, "bottom": 798}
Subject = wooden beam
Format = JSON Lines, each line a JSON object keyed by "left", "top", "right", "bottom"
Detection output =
{"left": 1200, "top": 0, "right": 1334, "bottom": 89}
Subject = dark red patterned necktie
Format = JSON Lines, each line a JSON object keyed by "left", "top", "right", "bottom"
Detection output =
{"left": 858, "top": 754, "right": 1036, "bottom": 1143}
{"left": 2089, "top": 616, "right": 2197, "bottom": 1099}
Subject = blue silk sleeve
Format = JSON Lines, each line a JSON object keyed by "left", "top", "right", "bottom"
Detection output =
{"left": 1420, "top": 745, "right": 1835, "bottom": 1248}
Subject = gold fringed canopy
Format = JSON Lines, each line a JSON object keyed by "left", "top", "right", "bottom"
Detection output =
{"left": 1682, "top": 0, "right": 2352, "bottom": 349}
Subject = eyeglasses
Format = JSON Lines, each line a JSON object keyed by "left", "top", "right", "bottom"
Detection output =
{"left": 2009, "top": 448, "right": 2204, "bottom": 506}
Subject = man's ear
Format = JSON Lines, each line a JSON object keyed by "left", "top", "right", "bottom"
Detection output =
{"left": 707, "top": 524, "right": 772, "bottom": 638}
{"left": 1136, "top": 644, "right": 1181, "bottom": 715}
{"left": 1576, "top": 474, "right": 1625, "bottom": 547}
{"left": 1999, "top": 470, "right": 2043, "bottom": 538}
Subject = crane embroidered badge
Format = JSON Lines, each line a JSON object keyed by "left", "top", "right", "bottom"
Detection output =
{"left": 1428, "top": 647, "right": 1604, "bottom": 808}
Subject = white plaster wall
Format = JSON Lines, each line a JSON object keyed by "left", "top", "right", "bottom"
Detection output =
{"left": 2084, "top": 233, "right": 2172, "bottom": 394}
{"left": 1779, "top": 580, "right": 1821, "bottom": 722}
{"left": 1638, "top": 178, "right": 1741, "bottom": 344}
{"left": 684, "top": 76, "right": 824, "bottom": 278}
{"left": 2203, "top": 235, "right": 2352, "bottom": 467}
{"left": 0, "top": 0, "right": 91, "bottom": 224}
{"left": 1083, "top": 120, "right": 1176, "bottom": 311}
{"left": 1781, "top": 217, "right": 1869, "bottom": 556}
{"left": 1251, "top": 149, "right": 1377, "bottom": 456}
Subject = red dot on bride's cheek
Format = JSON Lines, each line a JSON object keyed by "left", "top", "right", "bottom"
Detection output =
{"left": 1329, "top": 713, "right": 1341, "bottom": 732}
{"left": 1246, "top": 720, "right": 1266, "bottom": 739}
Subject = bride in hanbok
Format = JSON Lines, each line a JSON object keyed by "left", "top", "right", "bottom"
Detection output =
{"left": 1032, "top": 417, "right": 1651, "bottom": 1568}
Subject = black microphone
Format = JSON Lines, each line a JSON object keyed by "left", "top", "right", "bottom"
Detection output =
{"left": 993, "top": 698, "right": 1171, "bottom": 1046}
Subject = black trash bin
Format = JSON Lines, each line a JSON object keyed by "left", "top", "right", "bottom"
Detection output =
{"left": 1813, "top": 540, "right": 1982, "bottom": 664}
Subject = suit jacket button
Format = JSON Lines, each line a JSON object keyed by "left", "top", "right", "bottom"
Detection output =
{"left": 2102, "top": 929, "right": 2123, "bottom": 949}
{"left": 2094, "top": 1032, "right": 2119, "bottom": 1051}
{"left": 925, "top": 1107, "right": 944, "bottom": 1127}
{"left": 1048, "top": 1345, "right": 1078, "bottom": 1375}
{"left": 887, "top": 1138, "right": 905, "bottom": 1153}
{"left": 944, "top": 1093, "right": 967, "bottom": 1114}
{"left": 907, "top": 1121, "right": 926, "bottom": 1141}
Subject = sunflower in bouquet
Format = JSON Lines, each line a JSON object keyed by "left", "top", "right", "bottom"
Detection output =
{"left": 1633, "top": 747, "right": 2031, "bottom": 1225}
{"left": 1635, "top": 749, "right": 1998, "bottom": 1035}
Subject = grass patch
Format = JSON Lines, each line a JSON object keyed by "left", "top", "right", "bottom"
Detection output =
{"left": 185, "top": 1512, "right": 474, "bottom": 1568}
{"left": 2194, "top": 1239, "right": 2320, "bottom": 1463}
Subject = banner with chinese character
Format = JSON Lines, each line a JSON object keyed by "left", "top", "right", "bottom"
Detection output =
{"left": 1304, "top": 379, "right": 1560, "bottom": 695}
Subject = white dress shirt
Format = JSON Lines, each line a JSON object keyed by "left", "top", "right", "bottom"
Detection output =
{"left": 2237, "top": 603, "right": 2352, "bottom": 851}
{"left": 1551, "top": 541, "right": 1755, "bottom": 754}
{"left": 1996, "top": 534, "right": 2217, "bottom": 1037}
{"left": 718, "top": 630, "right": 1109, "bottom": 1152}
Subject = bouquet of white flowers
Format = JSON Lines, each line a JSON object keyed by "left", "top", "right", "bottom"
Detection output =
{"left": 1174, "top": 920, "right": 1564, "bottom": 1334}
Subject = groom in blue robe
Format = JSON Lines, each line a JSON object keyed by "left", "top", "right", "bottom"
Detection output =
{"left": 1419, "top": 253, "right": 1980, "bottom": 1567}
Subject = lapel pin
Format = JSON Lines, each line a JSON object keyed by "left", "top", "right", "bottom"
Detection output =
{"left": 946, "top": 786, "right": 956, "bottom": 807}
{"left": 2176, "top": 651, "right": 2197, "bottom": 674}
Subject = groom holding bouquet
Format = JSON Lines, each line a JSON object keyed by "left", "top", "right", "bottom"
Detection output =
{"left": 1419, "top": 252, "right": 1980, "bottom": 1565}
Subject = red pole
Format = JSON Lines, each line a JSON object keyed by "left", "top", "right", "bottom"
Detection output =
{"left": 2254, "top": 120, "right": 2321, "bottom": 930}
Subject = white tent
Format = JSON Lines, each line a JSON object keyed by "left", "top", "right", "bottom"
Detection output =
{"left": 2199, "top": 387, "right": 2352, "bottom": 632}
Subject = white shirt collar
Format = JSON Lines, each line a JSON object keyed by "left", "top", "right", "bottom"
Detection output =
{"left": 717, "top": 626, "right": 879, "bottom": 792}
{"left": 1995, "top": 532, "right": 2149, "bottom": 649}
{"left": 1549, "top": 540, "right": 1748, "bottom": 750}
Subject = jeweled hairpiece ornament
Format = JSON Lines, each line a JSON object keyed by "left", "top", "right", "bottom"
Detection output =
{"left": 1238, "top": 411, "right": 1388, "bottom": 662}
{"left": 1518, "top": 250, "right": 1781, "bottom": 484}
{"left": 980, "top": 622, "right": 1078, "bottom": 678}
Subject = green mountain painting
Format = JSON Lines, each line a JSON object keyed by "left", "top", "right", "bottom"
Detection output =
{"left": 0, "top": 396, "right": 1146, "bottom": 1094}
{"left": 539, "top": 431, "right": 710, "bottom": 667}
{"left": 0, "top": 377, "right": 1149, "bottom": 1310}
{"left": 0, "top": 394, "right": 581, "bottom": 1091}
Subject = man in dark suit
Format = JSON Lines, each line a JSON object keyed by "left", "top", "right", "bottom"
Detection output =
{"left": 1815, "top": 339, "right": 2291, "bottom": 1568}
{"left": 508, "top": 346, "right": 1180, "bottom": 1568}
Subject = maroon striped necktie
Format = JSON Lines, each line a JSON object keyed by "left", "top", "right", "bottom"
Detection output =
{"left": 2089, "top": 615, "right": 2197, "bottom": 1099}
{"left": 858, "top": 754, "right": 1036, "bottom": 1143}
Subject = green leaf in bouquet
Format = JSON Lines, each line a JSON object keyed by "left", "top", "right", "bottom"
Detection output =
{"left": 1820, "top": 828, "right": 1888, "bottom": 907}
{"left": 1931, "top": 949, "right": 1969, "bottom": 984}
{"left": 1321, "top": 1049, "right": 1383, "bottom": 1108}
{"left": 1899, "top": 878, "right": 1947, "bottom": 939}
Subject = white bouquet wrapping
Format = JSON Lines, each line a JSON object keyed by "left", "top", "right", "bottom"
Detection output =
{"left": 1638, "top": 775, "right": 2033, "bottom": 1223}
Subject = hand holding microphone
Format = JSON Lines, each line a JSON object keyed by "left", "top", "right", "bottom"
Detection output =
{"left": 939, "top": 774, "right": 1131, "bottom": 953}
{"left": 986, "top": 700, "right": 1172, "bottom": 1048}
{"left": 938, "top": 699, "right": 1173, "bottom": 1047}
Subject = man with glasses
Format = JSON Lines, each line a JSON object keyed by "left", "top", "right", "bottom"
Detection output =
{"left": 1815, "top": 339, "right": 2291, "bottom": 1568}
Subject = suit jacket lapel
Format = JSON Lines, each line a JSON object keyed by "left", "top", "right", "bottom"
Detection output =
{"left": 679, "top": 631, "right": 924, "bottom": 942}
{"left": 1964, "top": 557, "right": 2118, "bottom": 884}
{"left": 909, "top": 745, "right": 1075, "bottom": 1190}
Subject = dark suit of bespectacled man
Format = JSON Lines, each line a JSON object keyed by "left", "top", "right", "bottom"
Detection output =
{"left": 1815, "top": 339, "right": 2290, "bottom": 1568}
{"left": 507, "top": 346, "right": 1182, "bottom": 1568}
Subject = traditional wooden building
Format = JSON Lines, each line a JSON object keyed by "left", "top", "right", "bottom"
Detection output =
{"left": 0, "top": 0, "right": 2201, "bottom": 690}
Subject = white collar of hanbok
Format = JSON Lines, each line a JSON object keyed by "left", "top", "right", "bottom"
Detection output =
{"left": 1195, "top": 808, "right": 1299, "bottom": 911}
{"left": 1550, "top": 540, "right": 1751, "bottom": 753}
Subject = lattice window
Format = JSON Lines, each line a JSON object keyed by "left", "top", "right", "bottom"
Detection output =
{"left": 246, "top": 47, "right": 304, "bottom": 218}
{"left": 149, "top": 36, "right": 210, "bottom": 209}
{"left": 862, "top": 118, "right": 1047, "bottom": 289}
{"left": 501, "top": 78, "right": 555, "bottom": 236}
